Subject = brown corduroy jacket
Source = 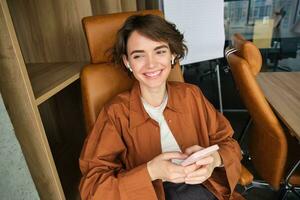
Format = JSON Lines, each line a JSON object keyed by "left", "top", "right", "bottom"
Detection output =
{"left": 79, "top": 81, "right": 243, "bottom": 200}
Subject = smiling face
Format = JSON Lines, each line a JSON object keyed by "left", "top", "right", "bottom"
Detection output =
{"left": 123, "top": 31, "right": 173, "bottom": 92}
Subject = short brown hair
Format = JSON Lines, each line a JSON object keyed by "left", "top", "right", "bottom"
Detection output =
{"left": 111, "top": 14, "right": 187, "bottom": 69}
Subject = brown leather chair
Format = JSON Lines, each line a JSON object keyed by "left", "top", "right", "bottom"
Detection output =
{"left": 80, "top": 10, "right": 253, "bottom": 195}
{"left": 226, "top": 33, "right": 300, "bottom": 198}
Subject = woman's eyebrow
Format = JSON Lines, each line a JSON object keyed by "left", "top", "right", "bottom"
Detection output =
{"left": 154, "top": 45, "right": 169, "bottom": 51}
{"left": 129, "top": 45, "right": 169, "bottom": 55}
{"left": 130, "top": 50, "right": 144, "bottom": 56}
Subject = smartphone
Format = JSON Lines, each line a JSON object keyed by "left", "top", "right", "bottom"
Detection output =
{"left": 180, "top": 144, "right": 219, "bottom": 166}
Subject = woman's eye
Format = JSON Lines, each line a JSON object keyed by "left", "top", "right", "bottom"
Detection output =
{"left": 133, "top": 54, "right": 143, "bottom": 59}
{"left": 157, "top": 50, "right": 166, "bottom": 55}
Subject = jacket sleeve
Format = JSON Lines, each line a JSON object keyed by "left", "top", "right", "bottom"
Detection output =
{"left": 191, "top": 86, "right": 242, "bottom": 194}
{"left": 79, "top": 106, "right": 157, "bottom": 200}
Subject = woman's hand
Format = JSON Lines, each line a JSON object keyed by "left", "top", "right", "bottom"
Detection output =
{"left": 183, "top": 145, "right": 222, "bottom": 185}
{"left": 147, "top": 152, "right": 188, "bottom": 183}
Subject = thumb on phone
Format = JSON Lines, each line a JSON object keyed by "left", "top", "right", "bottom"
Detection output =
{"left": 184, "top": 145, "right": 204, "bottom": 155}
{"left": 161, "top": 152, "right": 187, "bottom": 160}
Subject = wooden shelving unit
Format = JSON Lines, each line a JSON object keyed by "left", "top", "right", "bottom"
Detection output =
{"left": 26, "top": 62, "right": 88, "bottom": 105}
{"left": 0, "top": 0, "right": 89, "bottom": 199}
{"left": 0, "top": 0, "right": 137, "bottom": 199}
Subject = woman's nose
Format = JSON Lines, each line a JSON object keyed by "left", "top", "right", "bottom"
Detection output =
{"left": 146, "top": 54, "right": 157, "bottom": 68}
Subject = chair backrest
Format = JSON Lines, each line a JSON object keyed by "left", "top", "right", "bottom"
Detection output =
{"left": 231, "top": 33, "right": 262, "bottom": 76}
{"left": 226, "top": 33, "right": 288, "bottom": 190}
{"left": 81, "top": 10, "right": 184, "bottom": 133}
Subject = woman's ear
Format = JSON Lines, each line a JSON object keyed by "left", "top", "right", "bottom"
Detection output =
{"left": 122, "top": 55, "right": 132, "bottom": 72}
{"left": 172, "top": 56, "right": 175, "bottom": 64}
{"left": 171, "top": 55, "right": 176, "bottom": 66}
{"left": 122, "top": 55, "right": 128, "bottom": 67}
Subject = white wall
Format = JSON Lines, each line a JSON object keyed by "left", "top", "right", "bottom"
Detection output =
{"left": 0, "top": 93, "right": 40, "bottom": 200}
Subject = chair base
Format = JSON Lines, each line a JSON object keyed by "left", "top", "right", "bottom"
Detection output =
{"left": 279, "top": 160, "right": 300, "bottom": 199}
{"left": 242, "top": 180, "right": 274, "bottom": 195}
{"left": 241, "top": 180, "right": 300, "bottom": 199}
{"left": 278, "top": 184, "right": 300, "bottom": 200}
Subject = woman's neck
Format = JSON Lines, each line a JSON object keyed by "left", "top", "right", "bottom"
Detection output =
{"left": 140, "top": 84, "right": 167, "bottom": 107}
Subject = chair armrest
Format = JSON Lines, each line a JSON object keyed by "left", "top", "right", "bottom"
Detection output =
{"left": 238, "top": 165, "right": 254, "bottom": 186}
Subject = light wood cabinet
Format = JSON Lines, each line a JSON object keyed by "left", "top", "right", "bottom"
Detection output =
{"left": 0, "top": 0, "right": 136, "bottom": 199}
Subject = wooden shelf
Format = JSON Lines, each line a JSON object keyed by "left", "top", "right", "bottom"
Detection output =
{"left": 26, "top": 62, "right": 88, "bottom": 105}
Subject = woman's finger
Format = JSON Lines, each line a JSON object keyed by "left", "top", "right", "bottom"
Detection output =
{"left": 184, "top": 145, "right": 203, "bottom": 155}
{"left": 167, "top": 162, "right": 188, "bottom": 174}
{"left": 161, "top": 152, "right": 188, "bottom": 160}
{"left": 168, "top": 172, "right": 187, "bottom": 180}
{"left": 195, "top": 155, "right": 214, "bottom": 166}
{"left": 183, "top": 163, "right": 198, "bottom": 174}
{"left": 186, "top": 166, "right": 209, "bottom": 178}
{"left": 185, "top": 175, "right": 206, "bottom": 182}
{"left": 170, "top": 176, "right": 186, "bottom": 183}
{"left": 185, "top": 177, "right": 205, "bottom": 185}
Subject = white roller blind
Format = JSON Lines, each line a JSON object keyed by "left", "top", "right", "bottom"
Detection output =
{"left": 163, "top": 0, "right": 225, "bottom": 65}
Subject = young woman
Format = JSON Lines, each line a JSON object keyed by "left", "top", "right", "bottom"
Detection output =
{"left": 79, "top": 14, "right": 243, "bottom": 200}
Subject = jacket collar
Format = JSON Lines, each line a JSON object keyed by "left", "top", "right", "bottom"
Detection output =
{"left": 129, "top": 81, "right": 150, "bottom": 129}
{"left": 129, "top": 81, "right": 184, "bottom": 129}
{"left": 165, "top": 82, "right": 184, "bottom": 114}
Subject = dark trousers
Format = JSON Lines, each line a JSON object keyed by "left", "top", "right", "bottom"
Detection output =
{"left": 163, "top": 182, "right": 217, "bottom": 200}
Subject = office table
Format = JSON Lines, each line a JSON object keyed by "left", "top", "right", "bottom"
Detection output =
{"left": 257, "top": 72, "right": 300, "bottom": 141}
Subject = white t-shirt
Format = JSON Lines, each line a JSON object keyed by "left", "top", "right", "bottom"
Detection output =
{"left": 141, "top": 93, "right": 182, "bottom": 164}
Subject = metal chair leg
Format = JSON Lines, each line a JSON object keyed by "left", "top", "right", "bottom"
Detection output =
{"left": 238, "top": 117, "right": 252, "bottom": 145}
{"left": 238, "top": 117, "right": 252, "bottom": 160}
{"left": 278, "top": 160, "right": 300, "bottom": 199}
{"left": 285, "top": 160, "right": 300, "bottom": 183}
{"left": 241, "top": 180, "right": 274, "bottom": 195}
{"left": 292, "top": 187, "right": 300, "bottom": 198}
{"left": 280, "top": 190, "right": 290, "bottom": 200}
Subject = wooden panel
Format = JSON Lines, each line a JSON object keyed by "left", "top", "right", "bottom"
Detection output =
{"left": 6, "top": 0, "right": 92, "bottom": 63}
{"left": 26, "top": 62, "right": 87, "bottom": 105}
{"left": 137, "top": 0, "right": 159, "bottom": 10}
{"left": 0, "top": 0, "right": 65, "bottom": 199}
{"left": 120, "top": 0, "right": 137, "bottom": 12}
{"left": 39, "top": 81, "right": 85, "bottom": 200}
{"left": 91, "top": 0, "right": 136, "bottom": 15}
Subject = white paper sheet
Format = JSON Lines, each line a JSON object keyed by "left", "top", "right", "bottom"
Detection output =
{"left": 163, "top": 0, "right": 225, "bottom": 65}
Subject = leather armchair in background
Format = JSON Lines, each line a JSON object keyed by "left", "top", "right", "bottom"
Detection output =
{"left": 226, "top": 33, "right": 300, "bottom": 198}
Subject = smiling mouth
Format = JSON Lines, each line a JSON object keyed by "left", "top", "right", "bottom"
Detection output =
{"left": 144, "top": 70, "right": 163, "bottom": 78}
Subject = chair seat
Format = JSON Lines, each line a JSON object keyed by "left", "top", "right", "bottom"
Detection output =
{"left": 239, "top": 165, "right": 254, "bottom": 186}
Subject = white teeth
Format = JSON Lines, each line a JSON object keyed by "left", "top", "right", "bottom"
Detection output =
{"left": 145, "top": 70, "right": 161, "bottom": 77}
